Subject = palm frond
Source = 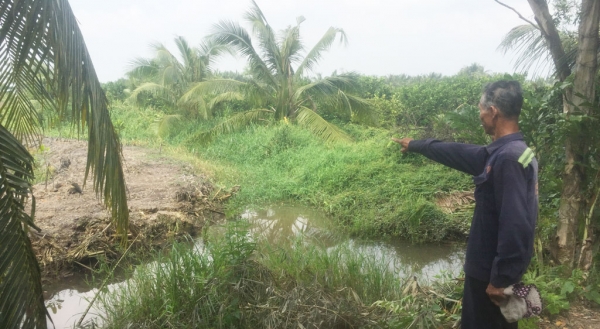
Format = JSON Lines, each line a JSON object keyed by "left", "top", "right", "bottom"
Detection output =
{"left": 187, "top": 109, "right": 273, "bottom": 144}
{"left": 127, "top": 57, "right": 160, "bottom": 81}
{"left": 295, "top": 74, "right": 360, "bottom": 100}
{"left": 174, "top": 36, "right": 194, "bottom": 67}
{"left": 244, "top": 0, "right": 281, "bottom": 75}
{"left": 181, "top": 79, "right": 247, "bottom": 103}
{"left": 128, "top": 82, "right": 174, "bottom": 104}
{"left": 174, "top": 36, "right": 204, "bottom": 84}
{"left": 198, "top": 37, "right": 237, "bottom": 70}
{"left": 336, "top": 91, "right": 376, "bottom": 125}
{"left": 0, "top": 0, "right": 129, "bottom": 236}
{"left": 0, "top": 124, "right": 46, "bottom": 328}
{"left": 152, "top": 114, "right": 183, "bottom": 139}
{"left": 296, "top": 27, "right": 347, "bottom": 76}
{"left": 239, "top": 79, "right": 276, "bottom": 107}
{"left": 210, "top": 20, "right": 277, "bottom": 86}
{"left": 207, "top": 91, "right": 245, "bottom": 111}
{"left": 293, "top": 74, "right": 374, "bottom": 124}
{"left": 296, "top": 106, "right": 351, "bottom": 143}
{"left": 279, "top": 25, "right": 304, "bottom": 72}
{"left": 0, "top": 82, "right": 42, "bottom": 144}
{"left": 0, "top": 7, "right": 46, "bottom": 145}
{"left": 180, "top": 79, "right": 261, "bottom": 119}
{"left": 1, "top": 1, "right": 130, "bottom": 327}
{"left": 498, "top": 24, "right": 568, "bottom": 74}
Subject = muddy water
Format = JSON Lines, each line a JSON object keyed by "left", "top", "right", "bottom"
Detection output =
{"left": 242, "top": 205, "right": 465, "bottom": 278}
{"left": 45, "top": 204, "right": 465, "bottom": 329}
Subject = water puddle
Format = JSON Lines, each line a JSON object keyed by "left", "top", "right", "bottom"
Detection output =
{"left": 44, "top": 275, "right": 105, "bottom": 329}
{"left": 242, "top": 205, "right": 464, "bottom": 278}
{"left": 45, "top": 204, "right": 464, "bottom": 328}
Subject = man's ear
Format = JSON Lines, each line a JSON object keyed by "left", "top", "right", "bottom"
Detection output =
{"left": 490, "top": 105, "right": 500, "bottom": 119}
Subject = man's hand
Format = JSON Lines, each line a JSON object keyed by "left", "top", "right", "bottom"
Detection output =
{"left": 486, "top": 283, "right": 507, "bottom": 306}
{"left": 391, "top": 137, "right": 413, "bottom": 153}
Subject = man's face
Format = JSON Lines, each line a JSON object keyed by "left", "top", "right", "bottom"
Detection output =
{"left": 479, "top": 103, "right": 495, "bottom": 136}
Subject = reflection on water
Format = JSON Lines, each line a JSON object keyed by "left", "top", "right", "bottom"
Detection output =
{"left": 242, "top": 205, "right": 465, "bottom": 279}
{"left": 343, "top": 240, "right": 464, "bottom": 279}
{"left": 44, "top": 275, "right": 107, "bottom": 329}
{"left": 242, "top": 205, "right": 339, "bottom": 247}
{"left": 45, "top": 204, "right": 465, "bottom": 328}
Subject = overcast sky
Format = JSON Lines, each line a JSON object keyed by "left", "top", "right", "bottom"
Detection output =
{"left": 68, "top": 0, "right": 536, "bottom": 82}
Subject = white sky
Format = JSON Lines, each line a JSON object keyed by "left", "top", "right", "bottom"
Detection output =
{"left": 68, "top": 0, "right": 537, "bottom": 82}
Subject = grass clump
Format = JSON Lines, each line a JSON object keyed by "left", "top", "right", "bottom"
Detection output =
{"left": 93, "top": 222, "right": 464, "bottom": 329}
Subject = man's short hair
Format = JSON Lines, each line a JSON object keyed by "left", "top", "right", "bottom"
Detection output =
{"left": 480, "top": 80, "right": 523, "bottom": 119}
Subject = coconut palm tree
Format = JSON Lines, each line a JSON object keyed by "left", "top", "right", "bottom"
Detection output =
{"left": 1, "top": 1, "right": 128, "bottom": 328}
{"left": 128, "top": 36, "right": 231, "bottom": 119}
{"left": 497, "top": 0, "right": 600, "bottom": 271}
{"left": 183, "top": 0, "right": 373, "bottom": 143}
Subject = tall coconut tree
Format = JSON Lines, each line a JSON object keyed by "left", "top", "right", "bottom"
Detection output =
{"left": 182, "top": 0, "right": 373, "bottom": 143}
{"left": 1, "top": 0, "right": 129, "bottom": 328}
{"left": 128, "top": 36, "right": 231, "bottom": 119}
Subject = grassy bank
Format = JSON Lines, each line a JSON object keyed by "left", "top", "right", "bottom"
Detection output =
{"left": 93, "top": 222, "right": 463, "bottom": 329}
{"left": 88, "top": 103, "right": 474, "bottom": 243}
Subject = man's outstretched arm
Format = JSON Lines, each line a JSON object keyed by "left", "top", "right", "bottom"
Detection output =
{"left": 392, "top": 138, "right": 487, "bottom": 176}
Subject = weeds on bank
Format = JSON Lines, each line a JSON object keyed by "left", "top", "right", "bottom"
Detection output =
{"left": 192, "top": 123, "right": 472, "bottom": 242}
{"left": 93, "top": 222, "right": 466, "bottom": 329}
{"left": 89, "top": 221, "right": 588, "bottom": 329}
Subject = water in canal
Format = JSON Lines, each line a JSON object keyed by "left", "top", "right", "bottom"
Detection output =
{"left": 44, "top": 204, "right": 465, "bottom": 328}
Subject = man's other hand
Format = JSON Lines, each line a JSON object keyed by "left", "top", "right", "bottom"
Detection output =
{"left": 486, "top": 283, "right": 507, "bottom": 306}
{"left": 391, "top": 137, "right": 413, "bottom": 153}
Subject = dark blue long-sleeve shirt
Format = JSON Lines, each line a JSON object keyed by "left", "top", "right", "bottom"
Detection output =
{"left": 408, "top": 132, "right": 538, "bottom": 287}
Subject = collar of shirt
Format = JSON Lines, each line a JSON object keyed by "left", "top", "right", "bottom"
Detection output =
{"left": 485, "top": 132, "right": 524, "bottom": 154}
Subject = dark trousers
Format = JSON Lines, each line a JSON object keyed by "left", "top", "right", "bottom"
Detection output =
{"left": 461, "top": 276, "right": 518, "bottom": 329}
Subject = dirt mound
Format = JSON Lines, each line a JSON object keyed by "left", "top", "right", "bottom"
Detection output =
{"left": 29, "top": 138, "right": 229, "bottom": 282}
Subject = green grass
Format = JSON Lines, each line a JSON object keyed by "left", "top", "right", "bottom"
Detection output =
{"left": 188, "top": 123, "right": 472, "bottom": 242}
{"left": 69, "top": 103, "right": 474, "bottom": 242}
{"left": 92, "top": 222, "right": 462, "bottom": 329}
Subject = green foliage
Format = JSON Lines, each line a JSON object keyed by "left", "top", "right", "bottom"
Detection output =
{"left": 127, "top": 36, "right": 229, "bottom": 119}
{"left": 368, "top": 72, "right": 524, "bottom": 136}
{"left": 374, "top": 271, "right": 463, "bottom": 328}
{"left": 95, "top": 222, "right": 407, "bottom": 328}
{"left": 391, "top": 74, "right": 499, "bottom": 130}
{"left": 100, "top": 95, "right": 472, "bottom": 243}
{"left": 191, "top": 123, "right": 471, "bottom": 242}
{"left": 183, "top": 1, "right": 373, "bottom": 143}
{"left": 102, "top": 79, "right": 130, "bottom": 102}
{"left": 431, "top": 104, "right": 490, "bottom": 145}
{"left": 522, "top": 258, "right": 587, "bottom": 315}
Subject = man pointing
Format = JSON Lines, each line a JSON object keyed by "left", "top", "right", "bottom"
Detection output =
{"left": 393, "top": 80, "right": 538, "bottom": 329}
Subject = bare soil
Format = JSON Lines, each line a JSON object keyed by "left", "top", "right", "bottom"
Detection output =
{"left": 536, "top": 303, "right": 600, "bottom": 329}
{"left": 29, "top": 137, "right": 229, "bottom": 282}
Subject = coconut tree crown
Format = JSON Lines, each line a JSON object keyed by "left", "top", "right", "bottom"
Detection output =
{"left": 183, "top": 0, "right": 374, "bottom": 144}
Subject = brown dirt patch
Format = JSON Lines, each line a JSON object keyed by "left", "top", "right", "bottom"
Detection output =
{"left": 29, "top": 137, "right": 230, "bottom": 282}
{"left": 537, "top": 303, "right": 600, "bottom": 329}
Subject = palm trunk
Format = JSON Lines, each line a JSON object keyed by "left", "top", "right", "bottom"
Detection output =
{"left": 556, "top": 135, "right": 584, "bottom": 267}
{"left": 526, "top": 0, "right": 600, "bottom": 268}
{"left": 577, "top": 183, "right": 599, "bottom": 270}
{"left": 555, "top": 0, "right": 600, "bottom": 267}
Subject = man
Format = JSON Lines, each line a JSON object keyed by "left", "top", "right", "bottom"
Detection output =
{"left": 392, "top": 80, "right": 538, "bottom": 329}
